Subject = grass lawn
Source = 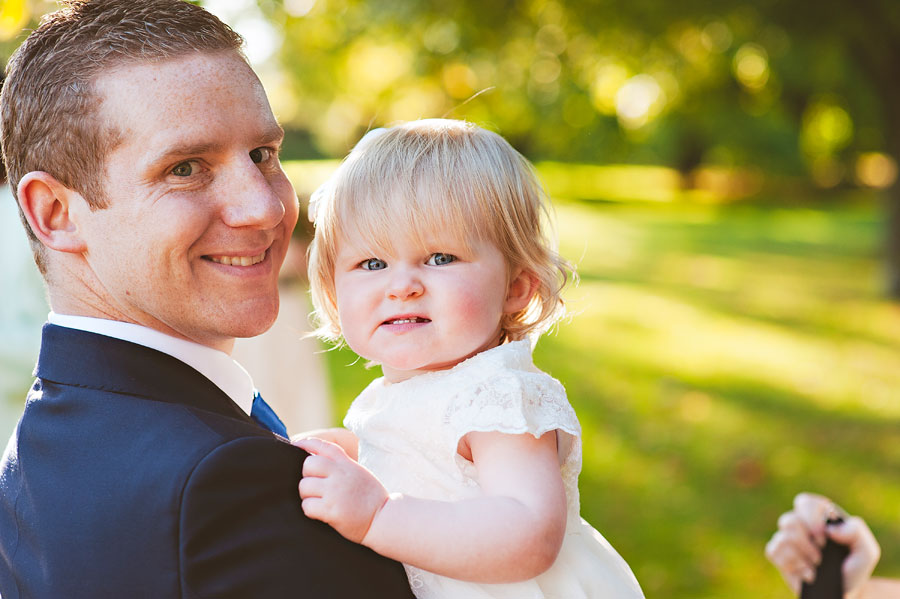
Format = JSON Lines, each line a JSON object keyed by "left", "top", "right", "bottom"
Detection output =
{"left": 318, "top": 194, "right": 900, "bottom": 598}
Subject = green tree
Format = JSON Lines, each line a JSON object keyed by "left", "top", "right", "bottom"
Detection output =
{"left": 622, "top": 0, "right": 900, "bottom": 293}
{"left": 270, "top": 0, "right": 899, "bottom": 294}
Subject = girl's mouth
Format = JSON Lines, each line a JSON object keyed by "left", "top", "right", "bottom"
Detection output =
{"left": 383, "top": 317, "right": 431, "bottom": 325}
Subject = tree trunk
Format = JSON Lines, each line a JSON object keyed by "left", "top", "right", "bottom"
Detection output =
{"left": 879, "top": 81, "right": 900, "bottom": 300}
{"left": 886, "top": 181, "right": 900, "bottom": 299}
{"left": 850, "top": 9, "right": 900, "bottom": 299}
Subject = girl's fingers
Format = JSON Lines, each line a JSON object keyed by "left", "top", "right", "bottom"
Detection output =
{"left": 298, "top": 475, "right": 323, "bottom": 499}
{"left": 299, "top": 441, "right": 352, "bottom": 477}
{"left": 292, "top": 437, "right": 326, "bottom": 454}
{"left": 301, "top": 454, "right": 333, "bottom": 478}
{"left": 293, "top": 437, "right": 348, "bottom": 459}
{"left": 300, "top": 496, "right": 327, "bottom": 521}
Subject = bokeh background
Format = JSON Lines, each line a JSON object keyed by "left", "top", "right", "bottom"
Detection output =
{"left": 2, "top": 0, "right": 899, "bottom": 596}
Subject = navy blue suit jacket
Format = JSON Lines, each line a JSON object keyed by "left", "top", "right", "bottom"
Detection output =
{"left": 0, "top": 325, "right": 414, "bottom": 598}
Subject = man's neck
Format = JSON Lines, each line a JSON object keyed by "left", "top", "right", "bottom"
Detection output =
{"left": 46, "top": 281, "right": 235, "bottom": 354}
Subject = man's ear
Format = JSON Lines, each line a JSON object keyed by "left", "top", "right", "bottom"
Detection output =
{"left": 17, "top": 171, "right": 88, "bottom": 254}
{"left": 504, "top": 268, "right": 540, "bottom": 314}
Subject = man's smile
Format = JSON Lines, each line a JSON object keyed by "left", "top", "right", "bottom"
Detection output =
{"left": 205, "top": 250, "right": 267, "bottom": 267}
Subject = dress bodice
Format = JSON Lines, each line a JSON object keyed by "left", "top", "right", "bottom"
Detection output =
{"left": 344, "top": 341, "right": 644, "bottom": 599}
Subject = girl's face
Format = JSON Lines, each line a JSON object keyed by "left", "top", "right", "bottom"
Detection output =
{"left": 333, "top": 231, "right": 530, "bottom": 383}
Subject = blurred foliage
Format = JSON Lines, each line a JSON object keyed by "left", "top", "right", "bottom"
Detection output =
{"left": 259, "top": 0, "right": 899, "bottom": 195}
{"left": 318, "top": 189, "right": 900, "bottom": 598}
{"left": 3, "top": 0, "right": 898, "bottom": 189}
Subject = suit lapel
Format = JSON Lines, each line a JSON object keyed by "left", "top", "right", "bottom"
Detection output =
{"left": 35, "top": 324, "right": 253, "bottom": 425}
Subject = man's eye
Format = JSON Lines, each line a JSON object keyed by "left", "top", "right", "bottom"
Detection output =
{"left": 250, "top": 147, "right": 272, "bottom": 164}
{"left": 172, "top": 162, "right": 195, "bottom": 177}
{"left": 361, "top": 258, "right": 387, "bottom": 271}
{"left": 426, "top": 253, "right": 456, "bottom": 266}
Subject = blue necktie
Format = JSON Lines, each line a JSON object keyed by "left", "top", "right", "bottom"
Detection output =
{"left": 250, "top": 392, "right": 289, "bottom": 438}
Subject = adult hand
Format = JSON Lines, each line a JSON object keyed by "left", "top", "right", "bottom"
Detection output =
{"left": 765, "top": 493, "right": 880, "bottom": 598}
{"left": 293, "top": 437, "right": 389, "bottom": 544}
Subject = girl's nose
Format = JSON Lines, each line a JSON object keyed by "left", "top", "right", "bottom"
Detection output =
{"left": 386, "top": 269, "right": 424, "bottom": 300}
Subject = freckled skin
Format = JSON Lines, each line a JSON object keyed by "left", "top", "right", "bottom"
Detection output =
{"left": 61, "top": 52, "right": 299, "bottom": 352}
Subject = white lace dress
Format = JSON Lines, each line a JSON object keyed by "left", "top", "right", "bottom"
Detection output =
{"left": 344, "top": 341, "right": 644, "bottom": 599}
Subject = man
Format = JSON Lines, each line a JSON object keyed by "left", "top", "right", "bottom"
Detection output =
{"left": 0, "top": 1, "right": 415, "bottom": 596}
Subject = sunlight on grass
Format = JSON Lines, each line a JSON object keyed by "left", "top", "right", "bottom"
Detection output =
{"left": 564, "top": 280, "right": 900, "bottom": 413}
{"left": 538, "top": 162, "right": 683, "bottom": 203}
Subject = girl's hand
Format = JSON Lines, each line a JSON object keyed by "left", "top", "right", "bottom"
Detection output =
{"left": 291, "top": 427, "right": 359, "bottom": 460}
{"left": 765, "top": 493, "right": 880, "bottom": 598}
{"left": 293, "top": 437, "right": 389, "bottom": 544}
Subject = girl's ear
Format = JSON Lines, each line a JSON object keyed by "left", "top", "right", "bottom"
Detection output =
{"left": 504, "top": 267, "right": 539, "bottom": 314}
{"left": 17, "top": 171, "right": 88, "bottom": 254}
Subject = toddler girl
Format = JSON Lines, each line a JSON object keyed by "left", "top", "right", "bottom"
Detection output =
{"left": 294, "top": 119, "right": 644, "bottom": 598}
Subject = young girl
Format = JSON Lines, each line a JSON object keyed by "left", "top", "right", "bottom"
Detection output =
{"left": 294, "top": 119, "right": 644, "bottom": 598}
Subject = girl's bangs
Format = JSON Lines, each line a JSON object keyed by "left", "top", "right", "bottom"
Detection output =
{"left": 334, "top": 171, "right": 490, "bottom": 257}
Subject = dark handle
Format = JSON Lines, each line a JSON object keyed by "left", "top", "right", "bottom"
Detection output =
{"left": 800, "top": 519, "right": 850, "bottom": 599}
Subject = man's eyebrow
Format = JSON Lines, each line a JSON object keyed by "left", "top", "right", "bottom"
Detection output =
{"left": 146, "top": 125, "right": 285, "bottom": 166}
{"left": 260, "top": 124, "right": 286, "bottom": 146}
{"left": 147, "top": 142, "right": 221, "bottom": 166}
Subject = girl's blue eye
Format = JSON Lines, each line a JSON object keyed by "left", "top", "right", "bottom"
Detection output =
{"left": 361, "top": 258, "right": 387, "bottom": 271}
{"left": 426, "top": 253, "right": 456, "bottom": 266}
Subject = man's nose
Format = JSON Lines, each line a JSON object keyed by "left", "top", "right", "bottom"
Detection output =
{"left": 219, "top": 156, "right": 287, "bottom": 229}
{"left": 386, "top": 267, "right": 424, "bottom": 300}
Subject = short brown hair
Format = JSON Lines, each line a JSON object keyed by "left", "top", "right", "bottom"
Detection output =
{"left": 308, "top": 119, "right": 574, "bottom": 345}
{"left": 0, "top": 0, "right": 244, "bottom": 273}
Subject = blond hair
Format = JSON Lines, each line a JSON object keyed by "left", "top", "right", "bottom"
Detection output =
{"left": 308, "top": 119, "right": 573, "bottom": 345}
{"left": 0, "top": 0, "right": 243, "bottom": 274}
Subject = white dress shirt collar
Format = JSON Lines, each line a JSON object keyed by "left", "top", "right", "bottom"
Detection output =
{"left": 47, "top": 312, "right": 255, "bottom": 415}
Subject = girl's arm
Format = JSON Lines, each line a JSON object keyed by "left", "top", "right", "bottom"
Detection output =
{"left": 292, "top": 427, "right": 358, "bottom": 460}
{"left": 294, "top": 430, "right": 567, "bottom": 583}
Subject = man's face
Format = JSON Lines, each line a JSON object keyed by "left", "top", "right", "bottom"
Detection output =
{"left": 73, "top": 52, "right": 299, "bottom": 352}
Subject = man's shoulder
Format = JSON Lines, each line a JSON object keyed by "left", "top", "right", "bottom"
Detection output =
{"left": 177, "top": 434, "right": 415, "bottom": 598}
{"left": 0, "top": 381, "right": 305, "bottom": 598}
{"left": 5, "top": 374, "right": 282, "bottom": 500}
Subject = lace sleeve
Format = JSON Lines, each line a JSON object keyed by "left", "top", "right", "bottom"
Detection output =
{"left": 342, "top": 379, "right": 381, "bottom": 437}
{"left": 442, "top": 368, "right": 581, "bottom": 467}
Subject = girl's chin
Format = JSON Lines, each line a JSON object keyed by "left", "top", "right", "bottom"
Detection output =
{"left": 380, "top": 358, "right": 465, "bottom": 382}
{"left": 380, "top": 362, "right": 430, "bottom": 381}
